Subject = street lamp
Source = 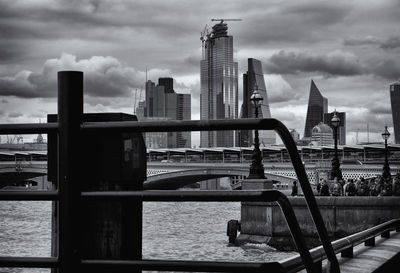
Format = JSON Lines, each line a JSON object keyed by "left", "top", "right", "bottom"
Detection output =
{"left": 382, "top": 126, "right": 391, "bottom": 181}
{"left": 247, "top": 85, "right": 265, "bottom": 179}
{"left": 330, "top": 110, "right": 343, "bottom": 180}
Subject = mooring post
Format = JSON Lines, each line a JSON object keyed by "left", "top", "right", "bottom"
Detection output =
{"left": 57, "top": 71, "right": 83, "bottom": 273}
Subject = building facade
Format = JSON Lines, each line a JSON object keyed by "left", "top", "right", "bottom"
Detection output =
{"left": 324, "top": 112, "right": 346, "bottom": 145}
{"left": 141, "top": 78, "right": 191, "bottom": 148}
{"left": 239, "top": 58, "right": 275, "bottom": 147}
{"left": 304, "top": 80, "right": 328, "bottom": 140}
{"left": 390, "top": 81, "right": 400, "bottom": 144}
{"left": 311, "top": 122, "right": 334, "bottom": 146}
{"left": 200, "top": 21, "right": 238, "bottom": 147}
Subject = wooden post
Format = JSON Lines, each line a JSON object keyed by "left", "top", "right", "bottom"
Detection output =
{"left": 57, "top": 71, "right": 83, "bottom": 273}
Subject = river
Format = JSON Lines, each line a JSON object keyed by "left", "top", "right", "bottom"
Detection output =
{"left": 0, "top": 200, "right": 295, "bottom": 272}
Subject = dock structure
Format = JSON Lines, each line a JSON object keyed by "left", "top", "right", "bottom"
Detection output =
{"left": 0, "top": 71, "right": 399, "bottom": 272}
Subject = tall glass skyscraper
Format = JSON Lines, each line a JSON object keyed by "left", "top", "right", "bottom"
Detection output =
{"left": 239, "top": 58, "right": 275, "bottom": 146}
{"left": 304, "top": 80, "right": 328, "bottom": 139}
{"left": 390, "top": 81, "right": 400, "bottom": 144}
{"left": 200, "top": 21, "right": 238, "bottom": 147}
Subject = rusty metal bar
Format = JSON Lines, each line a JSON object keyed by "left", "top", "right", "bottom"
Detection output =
{"left": 80, "top": 259, "right": 285, "bottom": 272}
{"left": 82, "top": 189, "right": 316, "bottom": 273}
{"left": 57, "top": 71, "right": 83, "bottom": 273}
{"left": 0, "top": 123, "right": 58, "bottom": 134}
{"left": 0, "top": 191, "right": 58, "bottom": 201}
{"left": 81, "top": 118, "right": 338, "bottom": 272}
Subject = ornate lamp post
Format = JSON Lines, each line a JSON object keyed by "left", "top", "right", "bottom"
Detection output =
{"left": 330, "top": 110, "right": 343, "bottom": 180}
{"left": 382, "top": 126, "right": 391, "bottom": 181}
{"left": 247, "top": 86, "right": 265, "bottom": 179}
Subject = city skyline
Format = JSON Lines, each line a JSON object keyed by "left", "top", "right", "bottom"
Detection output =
{"left": 0, "top": 1, "right": 398, "bottom": 146}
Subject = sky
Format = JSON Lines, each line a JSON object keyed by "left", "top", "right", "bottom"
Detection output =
{"left": 0, "top": 0, "right": 399, "bottom": 146}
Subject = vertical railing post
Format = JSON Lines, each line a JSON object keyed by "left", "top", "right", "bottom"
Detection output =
{"left": 57, "top": 71, "right": 83, "bottom": 273}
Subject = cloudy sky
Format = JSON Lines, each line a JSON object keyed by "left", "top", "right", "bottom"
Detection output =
{"left": 1, "top": 0, "right": 399, "bottom": 145}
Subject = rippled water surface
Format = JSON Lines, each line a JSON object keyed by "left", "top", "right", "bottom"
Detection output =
{"left": 0, "top": 200, "right": 295, "bottom": 272}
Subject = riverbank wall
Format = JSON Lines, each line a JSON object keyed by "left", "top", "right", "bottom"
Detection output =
{"left": 237, "top": 196, "right": 400, "bottom": 250}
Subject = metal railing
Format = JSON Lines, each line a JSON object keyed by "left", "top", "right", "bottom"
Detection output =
{"left": 281, "top": 218, "right": 400, "bottom": 273}
{"left": 0, "top": 71, "right": 340, "bottom": 273}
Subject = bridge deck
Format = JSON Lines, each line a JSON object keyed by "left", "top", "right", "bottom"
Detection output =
{"left": 299, "top": 231, "right": 400, "bottom": 273}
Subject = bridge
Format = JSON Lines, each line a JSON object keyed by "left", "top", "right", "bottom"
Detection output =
{"left": 147, "top": 161, "right": 400, "bottom": 188}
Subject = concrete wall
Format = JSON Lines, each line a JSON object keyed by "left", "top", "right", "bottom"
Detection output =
{"left": 238, "top": 197, "right": 400, "bottom": 250}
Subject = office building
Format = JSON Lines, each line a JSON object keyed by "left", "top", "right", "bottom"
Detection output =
{"left": 324, "top": 111, "right": 346, "bottom": 145}
{"left": 311, "top": 122, "right": 334, "bottom": 146}
{"left": 143, "top": 78, "right": 191, "bottom": 148}
{"left": 290, "top": 129, "right": 300, "bottom": 143}
{"left": 304, "top": 80, "right": 328, "bottom": 140}
{"left": 239, "top": 58, "right": 275, "bottom": 147}
{"left": 390, "top": 81, "right": 400, "bottom": 144}
{"left": 200, "top": 21, "right": 238, "bottom": 147}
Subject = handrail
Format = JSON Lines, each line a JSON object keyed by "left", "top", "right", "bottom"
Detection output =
{"left": 81, "top": 118, "right": 339, "bottom": 272}
{"left": 82, "top": 189, "right": 316, "bottom": 272}
{"left": 0, "top": 257, "right": 58, "bottom": 268}
{"left": 80, "top": 259, "right": 285, "bottom": 272}
{"left": 0, "top": 123, "right": 59, "bottom": 134}
{"left": 0, "top": 191, "right": 59, "bottom": 201}
{"left": 280, "top": 218, "right": 400, "bottom": 273}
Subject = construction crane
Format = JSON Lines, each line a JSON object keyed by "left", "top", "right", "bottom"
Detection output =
{"left": 200, "top": 24, "right": 210, "bottom": 58}
{"left": 211, "top": 18, "right": 242, "bottom": 23}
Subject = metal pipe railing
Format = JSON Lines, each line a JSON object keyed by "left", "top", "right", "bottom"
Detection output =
{"left": 0, "top": 257, "right": 58, "bottom": 268}
{"left": 82, "top": 189, "right": 315, "bottom": 272}
{"left": 81, "top": 117, "right": 339, "bottom": 272}
{"left": 0, "top": 190, "right": 58, "bottom": 201}
{"left": 280, "top": 218, "right": 400, "bottom": 273}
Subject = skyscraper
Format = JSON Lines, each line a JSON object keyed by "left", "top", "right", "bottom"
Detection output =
{"left": 390, "top": 81, "right": 400, "bottom": 144}
{"left": 304, "top": 80, "right": 328, "bottom": 139}
{"left": 200, "top": 21, "right": 238, "bottom": 147}
{"left": 239, "top": 58, "right": 275, "bottom": 146}
{"left": 143, "top": 78, "right": 191, "bottom": 148}
{"left": 324, "top": 111, "right": 346, "bottom": 145}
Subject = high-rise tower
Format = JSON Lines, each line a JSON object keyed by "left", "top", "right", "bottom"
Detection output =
{"left": 144, "top": 78, "right": 191, "bottom": 148}
{"left": 200, "top": 21, "right": 238, "bottom": 147}
{"left": 304, "top": 80, "right": 328, "bottom": 139}
{"left": 390, "top": 81, "right": 400, "bottom": 144}
{"left": 239, "top": 58, "right": 275, "bottom": 146}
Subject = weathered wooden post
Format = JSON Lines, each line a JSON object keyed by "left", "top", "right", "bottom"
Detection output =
{"left": 48, "top": 71, "right": 146, "bottom": 273}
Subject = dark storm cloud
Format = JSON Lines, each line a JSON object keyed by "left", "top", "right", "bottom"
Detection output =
{"left": 0, "top": 53, "right": 147, "bottom": 98}
{"left": 370, "top": 59, "right": 400, "bottom": 80}
{"left": 8, "top": 112, "right": 23, "bottom": 118}
{"left": 264, "top": 50, "right": 364, "bottom": 76}
{"left": 283, "top": 2, "right": 350, "bottom": 25}
{"left": 237, "top": 1, "right": 351, "bottom": 47}
{"left": 344, "top": 36, "right": 400, "bottom": 50}
{"left": 380, "top": 37, "right": 400, "bottom": 50}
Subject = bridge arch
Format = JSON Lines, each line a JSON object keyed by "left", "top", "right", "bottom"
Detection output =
{"left": 144, "top": 168, "right": 295, "bottom": 190}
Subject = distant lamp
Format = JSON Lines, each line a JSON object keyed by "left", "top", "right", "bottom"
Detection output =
{"left": 330, "top": 110, "right": 342, "bottom": 180}
{"left": 382, "top": 126, "right": 391, "bottom": 181}
{"left": 250, "top": 88, "right": 263, "bottom": 114}
{"left": 382, "top": 126, "right": 390, "bottom": 141}
{"left": 331, "top": 112, "right": 340, "bottom": 128}
{"left": 247, "top": 84, "right": 265, "bottom": 179}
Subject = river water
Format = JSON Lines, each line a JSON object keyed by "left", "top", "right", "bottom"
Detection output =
{"left": 0, "top": 200, "right": 295, "bottom": 272}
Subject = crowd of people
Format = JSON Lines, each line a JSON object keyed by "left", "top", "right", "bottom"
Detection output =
{"left": 313, "top": 172, "right": 400, "bottom": 197}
